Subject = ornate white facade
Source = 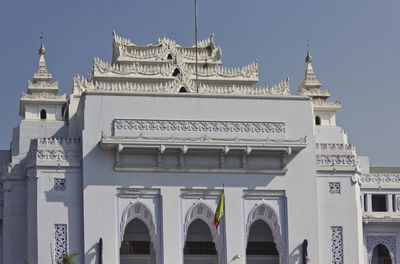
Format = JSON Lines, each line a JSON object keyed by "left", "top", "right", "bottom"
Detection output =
{"left": 0, "top": 32, "right": 399, "bottom": 264}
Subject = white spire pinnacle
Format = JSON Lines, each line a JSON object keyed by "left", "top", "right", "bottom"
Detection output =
{"left": 297, "top": 42, "right": 329, "bottom": 99}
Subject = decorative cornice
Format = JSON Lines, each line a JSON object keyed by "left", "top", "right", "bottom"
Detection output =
{"left": 316, "top": 154, "right": 359, "bottom": 166}
{"left": 26, "top": 138, "right": 82, "bottom": 168}
{"left": 360, "top": 173, "right": 400, "bottom": 184}
{"left": 113, "top": 119, "right": 286, "bottom": 134}
{"left": 316, "top": 143, "right": 356, "bottom": 152}
{"left": 20, "top": 92, "right": 67, "bottom": 100}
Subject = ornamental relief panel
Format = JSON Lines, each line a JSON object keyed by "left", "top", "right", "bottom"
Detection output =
{"left": 331, "top": 226, "right": 343, "bottom": 264}
{"left": 113, "top": 119, "right": 286, "bottom": 138}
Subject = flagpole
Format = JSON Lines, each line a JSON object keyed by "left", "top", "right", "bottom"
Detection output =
{"left": 195, "top": 0, "right": 199, "bottom": 93}
{"left": 223, "top": 183, "right": 227, "bottom": 264}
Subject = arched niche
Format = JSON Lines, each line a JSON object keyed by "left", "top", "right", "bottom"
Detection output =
{"left": 371, "top": 244, "right": 392, "bottom": 264}
{"left": 40, "top": 109, "right": 47, "bottom": 120}
{"left": 367, "top": 236, "right": 396, "bottom": 264}
{"left": 246, "top": 203, "right": 285, "bottom": 263}
{"left": 120, "top": 202, "right": 158, "bottom": 263}
{"left": 184, "top": 202, "right": 222, "bottom": 263}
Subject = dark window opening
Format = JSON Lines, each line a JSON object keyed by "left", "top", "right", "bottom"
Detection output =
{"left": 40, "top": 109, "right": 47, "bottom": 120}
{"left": 246, "top": 242, "right": 279, "bottom": 255}
{"left": 167, "top": 53, "right": 173, "bottom": 59}
{"left": 120, "top": 241, "right": 150, "bottom": 254}
{"left": 372, "top": 195, "right": 387, "bottom": 212}
{"left": 364, "top": 194, "right": 368, "bottom": 212}
{"left": 172, "top": 68, "right": 180, "bottom": 76}
{"left": 315, "top": 116, "right": 321, "bottom": 126}
{"left": 179, "top": 87, "right": 187, "bottom": 93}
{"left": 184, "top": 241, "right": 217, "bottom": 255}
{"left": 207, "top": 46, "right": 212, "bottom": 55}
{"left": 393, "top": 195, "right": 396, "bottom": 212}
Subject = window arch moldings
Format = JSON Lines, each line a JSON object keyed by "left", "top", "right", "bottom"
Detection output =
{"left": 246, "top": 203, "right": 285, "bottom": 262}
{"left": 120, "top": 201, "right": 159, "bottom": 263}
{"left": 367, "top": 235, "right": 396, "bottom": 264}
{"left": 184, "top": 202, "right": 222, "bottom": 262}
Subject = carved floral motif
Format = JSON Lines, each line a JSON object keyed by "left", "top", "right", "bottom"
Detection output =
{"left": 114, "top": 119, "right": 286, "bottom": 134}
{"left": 360, "top": 174, "right": 400, "bottom": 184}
{"left": 316, "top": 154, "right": 358, "bottom": 166}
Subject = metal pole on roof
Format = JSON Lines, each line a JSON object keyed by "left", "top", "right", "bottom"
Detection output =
{"left": 195, "top": 0, "right": 199, "bottom": 93}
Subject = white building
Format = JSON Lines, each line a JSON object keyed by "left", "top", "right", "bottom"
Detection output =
{"left": 0, "top": 32, "right": 399, "bottom": 264}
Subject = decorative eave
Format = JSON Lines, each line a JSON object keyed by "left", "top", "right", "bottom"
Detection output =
{"left": 27, "top": 80, "right": 59, "bottom": 94}
{"left": 297, "top": 87, "right": 330, "bottom": 99}
{"left": 312, "top": 99, "right": 341, "bottom": 111}
{"left": 100, "top": 135, "right": 306, "bottom": 173}
{"left": 362, "top": 214, "right": 400, "bottom": 224}
{"left": 112, "top": 31, "right": 222, "bottom": 64}
{"left": 92, "top": 57, "right": 257, "bottom": 83}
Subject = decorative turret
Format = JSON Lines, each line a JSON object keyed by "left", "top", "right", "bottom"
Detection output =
{"left": 297, "top": 44, "right": 329, "bottom": 100}
{"left": 297, "top": 43, "right": 341, "bottom": 127}
{"left": 19, "top": 40, "right": 67, "bottom": 120}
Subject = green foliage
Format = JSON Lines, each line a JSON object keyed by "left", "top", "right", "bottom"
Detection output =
{"left": 59, "top": 252, "right": 78, "bottom": 264}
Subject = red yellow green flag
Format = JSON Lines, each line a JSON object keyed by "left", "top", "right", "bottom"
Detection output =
{"left": 214, "top": 191, "right": 225, "bottom": 228}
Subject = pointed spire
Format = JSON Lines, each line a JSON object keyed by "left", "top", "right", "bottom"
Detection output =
{"left": 305, "top": 39, "right": 312, "bottom": 63}
{"left": 301, "top": 39, "right": 321, "bottom": 89}
{"left": 297, "top": 39, "right": 329, "bottom": 99}
{"left": 33, "top": 32, "right": 52, "bottom": 83}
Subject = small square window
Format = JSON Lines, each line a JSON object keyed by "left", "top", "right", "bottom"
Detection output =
{"left": 54, "top": 178, "right": 66, "bottom": 191}
{"left": 329, "top": 182, "right": 341, "bottom": 194}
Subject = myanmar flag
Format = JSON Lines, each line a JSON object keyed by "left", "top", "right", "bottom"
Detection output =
{"left": 214, "top": 191, "right": 225, "bottom": 228}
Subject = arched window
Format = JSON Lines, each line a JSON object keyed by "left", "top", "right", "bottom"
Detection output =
{"left": 315, "top": 116, "right": 321, "bottom": 126}
{"left": 184, "top": 219, "right": 217, "bottom": 263}
{"left": 172, "top": 68, "right": 180, "bottom": 76}
{"left": 167, "top": 53, "right": 173, "bottom": 59}
{"left": 120, "top": 218, "right": 157, "bottom": 264}
{"left": 246, "top": 219, "right": 279, "bottom": 264}
{"left": 40, "top": 109, "right": 47, "bottom": 120}
{"left": 179, "top": 87, "right": 187, "bottom": 93}
{"left": 371, "top": 244, "right": 392, "bottom": 264}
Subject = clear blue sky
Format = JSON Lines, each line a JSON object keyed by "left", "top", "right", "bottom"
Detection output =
{"left": 0, "top": 0, "right": 399, "bottom": 165}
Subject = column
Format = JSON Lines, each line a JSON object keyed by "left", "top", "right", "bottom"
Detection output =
{"left": 387, "top": 194, "right": 393, "bottom": 213}
{"left": 224, "top": 188, "right": 245, "bottom": 264}
{"left": 160, "top": 187, "right": 181, "bottom": 264}
{"left": 366, "top": 194, "right": 372, "bottom": 213}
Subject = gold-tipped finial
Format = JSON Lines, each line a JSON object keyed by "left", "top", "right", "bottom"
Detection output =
{"left": 39, "top": 31, "right": 46, "bottom": 55}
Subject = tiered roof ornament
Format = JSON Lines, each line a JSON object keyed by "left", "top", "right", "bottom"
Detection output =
{"left": 19, "top": 39, "right": 67, "bottom": 120}
{"left": 297, "top": 46, "right": 330, "bottom": 100}
{"left": 297, "top": 43, "right": 341, "bottom": 125}
{"left": 73, "top": 31, "right": 291, "bottom": 97}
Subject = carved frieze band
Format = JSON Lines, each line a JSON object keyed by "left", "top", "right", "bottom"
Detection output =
{"left": 36, "top": 150, "right": 82, "bottom": 163}
{"left": 114, "top": 119, "right": 285, "bottom": 134}
{"left": 360, "top": 174, "right": 400, "bottom": 184}
{"left": 316, "top": 154, "right": 358, "bottom": 166}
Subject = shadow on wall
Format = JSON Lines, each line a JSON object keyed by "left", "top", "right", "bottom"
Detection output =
{"left": 289, "top": 243, "right": 301, "bottom": 264}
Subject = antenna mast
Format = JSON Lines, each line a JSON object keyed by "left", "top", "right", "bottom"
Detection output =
{"left": 195, "top": 0, "right": 199, "bottom": 93}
